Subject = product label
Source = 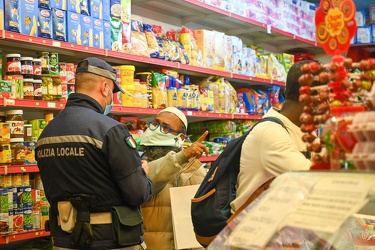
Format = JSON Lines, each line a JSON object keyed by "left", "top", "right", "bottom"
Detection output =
{"left": 6, "top": 121, "right": 24, "bottom": 136}
{"left": 6, "top": 61, "right": 21, "bottom": 74}
{"left": 21, "top": 65, "right": 33, "bottom": 75}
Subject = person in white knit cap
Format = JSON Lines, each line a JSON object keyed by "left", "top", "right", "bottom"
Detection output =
{"left": 140, "top": 107, "right": 208, "bottom": 250}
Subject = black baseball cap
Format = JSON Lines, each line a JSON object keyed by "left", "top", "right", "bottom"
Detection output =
{"left": 76, "top": 57, "right": 124, "bottom": 93}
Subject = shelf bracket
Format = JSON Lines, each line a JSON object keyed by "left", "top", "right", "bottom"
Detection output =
{"left": 182, "top": 13, "right": 223, "bottom": 24}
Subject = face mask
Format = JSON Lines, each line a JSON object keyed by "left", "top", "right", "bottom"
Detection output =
{"left": 140, "top": 127, "right": 184, "bottom": 148}
{"left": 103, "top": 85, "right": 113, "bottom": 116}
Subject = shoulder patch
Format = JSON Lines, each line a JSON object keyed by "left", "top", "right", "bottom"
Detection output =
{"left": 125, "top": 136, "right": 137, "bottom": 149}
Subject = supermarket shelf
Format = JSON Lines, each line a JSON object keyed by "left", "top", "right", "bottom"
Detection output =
{"left": 132, "top": 0, "right": 323, "bottom": 54}
{"left": 0, "top": 30, "right": 286, "bottom": 88}
{"left": 0, "top": 229, "right": 50, "bottom": 244}
{"left": 0, "top": 165, "right": 40, "bottom": 175}
{"left": 199, "top": 155, "right": 219, "bottom": 163}
{"left": 0, "top": 98, "right": 65, "bottom": 111}
{"left": 111, "top": 106, "right": 262, "bottom": 121}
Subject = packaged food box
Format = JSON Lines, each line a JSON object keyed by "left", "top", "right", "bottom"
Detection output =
{"left": 38, "top": 0, "right": 50, "bottom": 9}
{"left": 20, "top": 0, "right": 38, "bottom": 37}
{"left": 52, "top": 8, "right": 66, "bottom": 41}
{"left": 66, "top": 12, "right": 81, "bottom": 45}
{"left": 4, "top": 0, "right": 20, "bottom": 33}
{"left": 194, "top": 29, "right": 215, "bottom": 69}
{"left": 110, "top": 0, "right": 121, "bottom": 19}
{"left": 0, "top": 80, "right": 12, "bottom": 98}
{"left": 0, "top": 0, "right": 3, "bottom": 30}
{"left": 30, "top": 119, "right": 47, "bottom": 138}
{"left": 357, "top": 26, "right": 371, "bottom": 44}
{"left": 37, "top": 8, "right": 52, "bottom": 39}
{"left": 3, "top": 75, "right": 23, "bottom": 99}
{"left": 356, "top": 9, "right": 368, "bottom": 27}
{"left": 50, "top": 0, "right": 66, "bottom": 10}
{"left": 92, "top": 18, "right": 103, "bottom": 49}
{"left": 80, "top": 15, "right": 93, "bottom": 47}
{"left": 102, "top": 0, "right": 110, "bottom": 21}
{"left": 213, "top": 31, "right": 226, "bottom": 71}
{"left": 90, "top": 0, "right": 102, "bottom": 19}
{"left": 68, "top": 0, "right": 80, "bottom": 14}
{"left": 103, "top": 20, "right": 111, "bottom": 50}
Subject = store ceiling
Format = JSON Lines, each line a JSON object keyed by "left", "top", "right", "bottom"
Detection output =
{"left": 306, "top": 0, "right": 373, "bottom": 10}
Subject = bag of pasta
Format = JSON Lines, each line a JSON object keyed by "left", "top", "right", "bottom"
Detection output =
{"left": 143, "top": 23, "right": 160, "bottom": 58}
{"left": 151, "top": 71, "right": 167, "bottom": 109}
{"left": 130, "top": 15, "right": 149, "bottom": 57}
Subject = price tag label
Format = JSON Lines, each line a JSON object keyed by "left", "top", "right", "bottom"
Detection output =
{"left": 267, "top": 25, "right": 271, "bottom": 34}
{"left": 47, "top": 102, "right": 56, "bottom": 108}
{"left": 52, "top": 41, "right": 61, "bottom": 47}
{"left": 187, "top": 111, "right": 192, "bottom": 116}
{"left": 5, "top": 99, "right": 15, "bottom": 106}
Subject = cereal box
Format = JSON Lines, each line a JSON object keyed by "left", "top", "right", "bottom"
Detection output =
{"left": 92, "top": 18, "right": 103, "bottom": 49}
{"left": 90, "top": 0, "right": 102, "bottom": 19}
{"left": 80, "top": 15, "right": 93, "bottom": 47}
{"left": 0, "top": 80, "right": 12, "bottom": 98}
{"left": 224, "top": 35, "right": 233, "bottom": 72}
{"left": 19, "top": 0, "right": 38, "bottom": 37}
{"left": 37, "top": 8, "right": 52, "bottom": 39}
{"left": 38, "top": 0, "right": 50, "bottom": 9}
{"left": 357, "top": 26, "right": 372, "bottom": 44}
{"left": 51, "top": 8, "right": 66, "bottom": 41}
{"left": 5, "top": 0, "right": 20, "bottom": 33}
{"left": 103, "top": 20, "right": 111, "bottom": 50}
{"left": 68, "top": 0, "right": 80, "bottom": 14}
{"left": 50, "top": 0, "right": 66, "bottom": 10}
{"left": 66, "top": 12, "right": 81, "bottom": 45}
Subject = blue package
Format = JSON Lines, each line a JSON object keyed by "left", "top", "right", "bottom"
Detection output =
{"left": 92, "top": 18, "right": 103, "bottom": 48}
{"left": 357, "top": 26, "right": 371, "bottom": 44}
{"left": 80, "top": 15, "right": 93, "bottom": 46}
{"left": 80, "top": 0, "right": 89, "bottom": 16}
{"left": 66, "top": 11, "right": 80, "bottom": 44}
{"left": 50, "top": 0, "right": 66, "bottom": 10}
{"left": 356, "top": 9, "right": 368, "bottom": 27}
{"left": 38, "top": 0, "right": 50, "bottom": 9}
{"left": 110, "top": 0, "right": 121, "bottom": 19}
{"left": 20, "top": 0, "right": 38, "bottom": 36}
{"left": 4, "top": 0, "right": 20, "bottom": 32}
{"left": 51, "top": 8, "right": 66, "bottom": 41}
{"left": 103, "top": 19, "right": 111, "bottom": 50}
{"left": 37, "top": 8, "right": 52, "bottom": 39}
{"left": 68, "top": 0, "right": 80, "bottom": 13}
{"left": 102, "top": 0, "right": 110, "bottom": 20}
{"left": 372, "top": 24, "right": 375, "bottom": 43}
{"left": 90, "top": 0, "right": 101, "bottom": 19}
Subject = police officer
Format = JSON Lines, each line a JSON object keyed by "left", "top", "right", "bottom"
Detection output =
{"left": 36, "top": 57, "right": 153, "bottom": 249}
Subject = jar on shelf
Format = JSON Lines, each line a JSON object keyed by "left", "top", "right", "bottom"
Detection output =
{"left": 52, "top": 75, "right": 62, "bottom": 101}
{"left": 5, "top": 110, "right": 24, "bottom": 139}
{"left": 10, "top": 138, "right": 25, "bottom": 165}
{"left": 23, "top": 78, "right": 34, "bottom": 100}
{"left": 6, "top": 54, "right": 21, "bottom": 75}
{"left": 322, "top": 105, "right": 365, "bottom": 170}
{"left": 33, "top": 79, "right": 43, "bottom": 100}
{"left": 33, "top": 58, "right": 42, "bottom": 79}
{"left": 24, "top": 124, "right": 32, "bottom": 141}
{"left": 39, "top": 52, "right": 50, "bottom": 74}
{"left": 41, "top": 74, "right": 53, "bottom": 101}
{"left": 20, "top": 57, "right": 34, "bottom": 78}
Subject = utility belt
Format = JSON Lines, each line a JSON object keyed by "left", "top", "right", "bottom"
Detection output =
{"left": 57, "top": 201, "right": 112, "bottom": 231}
{"left": 53, "top": 195, "right": 145, "bottom": 249}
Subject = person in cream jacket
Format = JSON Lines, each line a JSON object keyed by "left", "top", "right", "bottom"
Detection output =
{"left": 140, "top": 107, "right": 208, "bottom": 250}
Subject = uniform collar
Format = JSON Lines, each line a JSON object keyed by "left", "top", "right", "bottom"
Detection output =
{"left": 65, "top": 93, "right": 104, "bottom": 114}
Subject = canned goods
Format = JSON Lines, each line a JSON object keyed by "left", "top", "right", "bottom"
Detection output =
{"left": 23, "top": 208, "right": 33, "bottom": 230}
{"left": 13, "top": 208, "right": 23, "bottom": 232}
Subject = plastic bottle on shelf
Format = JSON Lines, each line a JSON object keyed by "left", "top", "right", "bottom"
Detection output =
{"left": 322, "top": 105, "right": 365, "bottom": 170}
